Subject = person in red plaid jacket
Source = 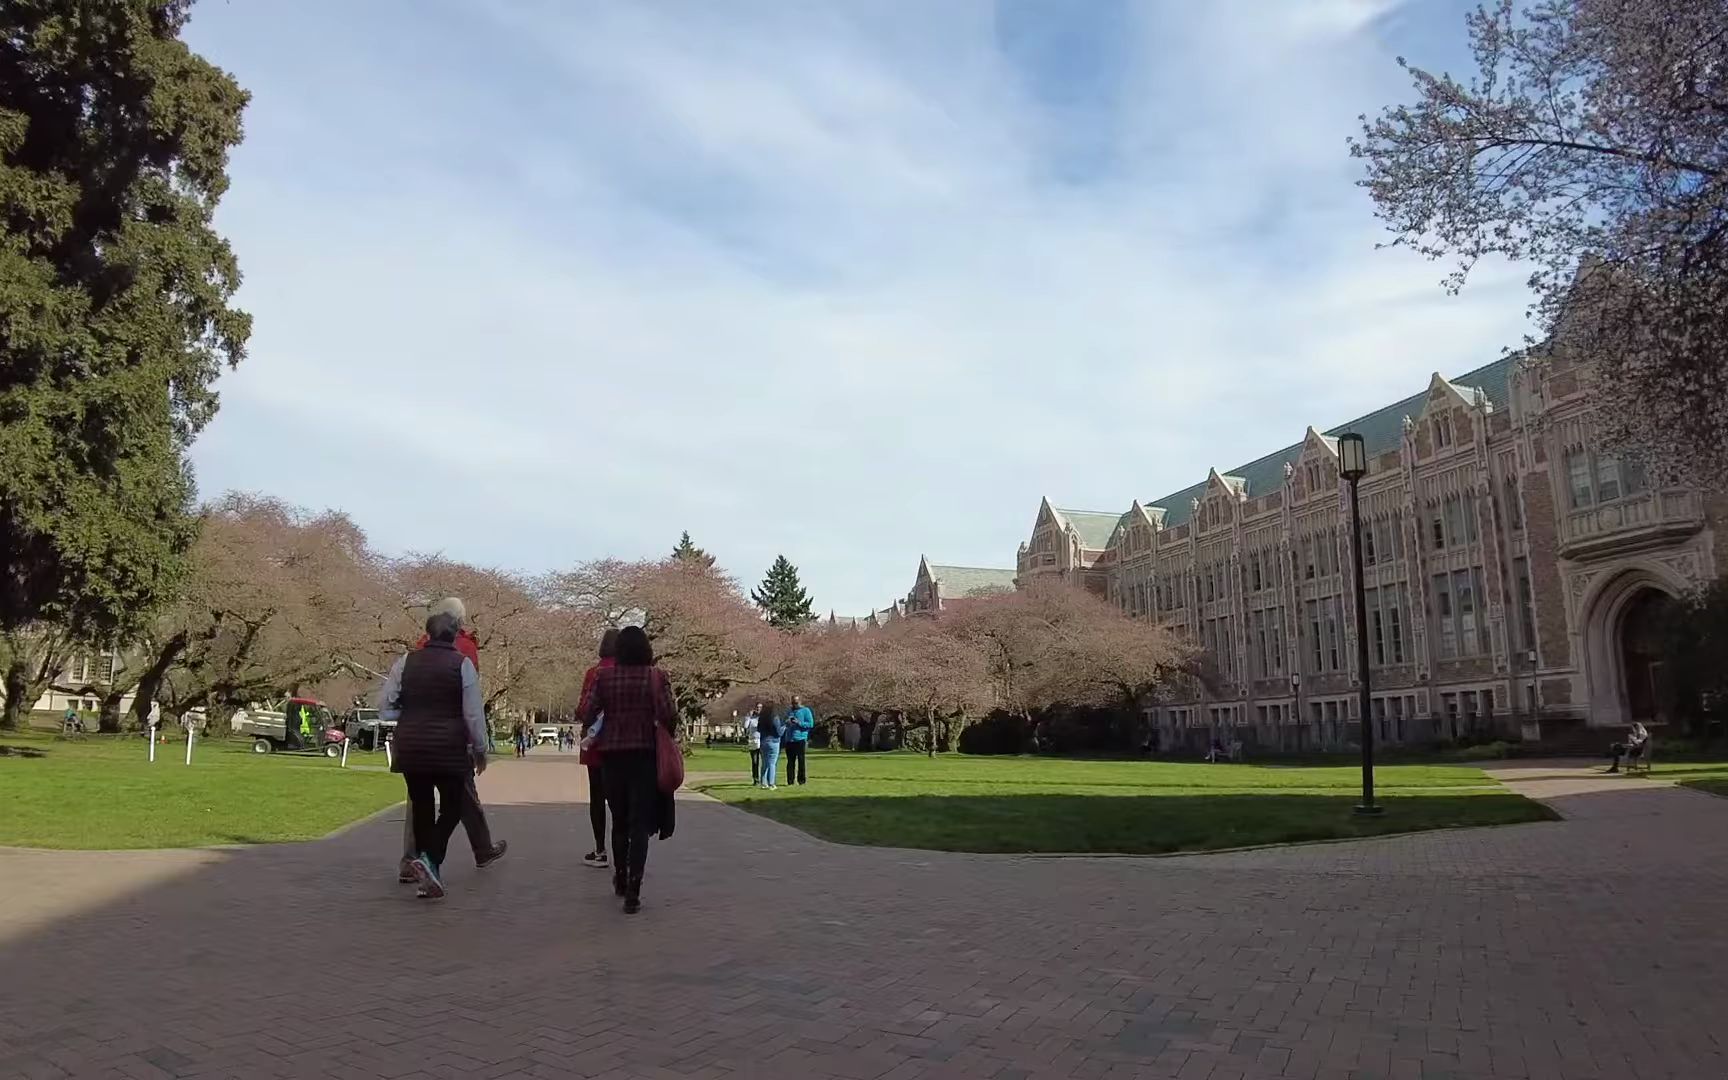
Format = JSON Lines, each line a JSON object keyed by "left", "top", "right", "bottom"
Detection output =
{"left": 577, "top": 625, "right": 677, "bottom": 914}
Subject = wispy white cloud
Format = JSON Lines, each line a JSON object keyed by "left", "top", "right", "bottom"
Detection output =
{"left": 185, "top": 0, "right": 1521, "bottom": 614}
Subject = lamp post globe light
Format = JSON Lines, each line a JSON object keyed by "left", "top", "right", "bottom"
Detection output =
{"left": 1337, "top": 433, "right": 1382, "bottom": 816}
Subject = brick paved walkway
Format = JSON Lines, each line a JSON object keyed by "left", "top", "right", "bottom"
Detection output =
{"left": 2, "top": 754, "right": 1725, "bottom": 1080}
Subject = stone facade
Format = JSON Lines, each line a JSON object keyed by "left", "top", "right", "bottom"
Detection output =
{"left": 1021, "top": 354, "right": 1716, "bottom": 750}
{"left": 1015, "top": 500, "right": 1117, "bottom": 596}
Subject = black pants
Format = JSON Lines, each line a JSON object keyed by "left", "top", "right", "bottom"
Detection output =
{"left": 400, "top": 771, "right": 493, "bottom": 861}
{"left": 749, "top": 748, "right": 761, "bottom": 783}
{"left": 1610, "top": 742, "right": 1644, "bottom": 769}
{"left": 783, "top": 741, "right": 807, "bottom": 785}
{"left": 586, "top": 762, "right": 607, "bottom": 852}
{"left": 603, "top": 750, "right": 658, "bottom": 890}
{"left": 404, "top": 772, "right": 467, "bottom": 867}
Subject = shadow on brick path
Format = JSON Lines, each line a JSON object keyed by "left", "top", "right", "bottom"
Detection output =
{"left": 0, "top": 756, "right": 1725, "bottom": 1079}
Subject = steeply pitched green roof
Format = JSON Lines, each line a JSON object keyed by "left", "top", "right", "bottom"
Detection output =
{"left": 1149, "top": 357, "right": 1515, "bottom": 528}
{"left": 930, "top": 565, "right": 1017, "bottom": 598}
{"left": 1055, "top": 508, "right": 1122, "bottom": 550}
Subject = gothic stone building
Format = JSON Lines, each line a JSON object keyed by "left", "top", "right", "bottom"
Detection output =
{"left": 1015, "top": 500, "right": 1119, "bottom": 596}
{"left": 904, "top": 557, "right": 1019, "bottom": 616}
{"left": 1018, "top": 352, "right": 1718, "bottom": 750}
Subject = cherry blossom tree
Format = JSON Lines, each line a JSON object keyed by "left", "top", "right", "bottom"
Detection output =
{"left": 1352, "top": 0, "right": 1728, "bottom": 474}
{"left": 145, "top": 495, "right": 388, "bottom": 726}
{"left": 388, "top": 557, "right": 588, "bottom": 716}
{"left": 549, "top": 558, "right": 786, "bottom": 727}
{"left": 953, "top": 580, "right": 1190, "bottom": 717}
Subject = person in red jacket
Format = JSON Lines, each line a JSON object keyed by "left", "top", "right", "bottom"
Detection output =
{"left": 575, "top": 628, "right": 619, "bottom": 870}
{"left": 396, "top": 597, "right": 506, "bottom": 881}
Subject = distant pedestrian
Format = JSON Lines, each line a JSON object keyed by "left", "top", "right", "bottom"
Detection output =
{"left": 743, "top": 705, "right": 762, "bottom": 785}
{"left": 577, "top": 626, "right": 678, "bottom": 913}
{"left": 380, "top": 608, "right": 491, "bottom": 900}
{"left": 758, "top": 703, "right": 784, "bottom": 790}
{"left": 784, "top": 695, "right": 814, "bottom": 785}
{"left": 576, "top": 629, "right": 619, "bottom": 871}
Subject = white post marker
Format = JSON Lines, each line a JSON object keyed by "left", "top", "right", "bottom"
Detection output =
{"left": 185, "top": 725, "right": 194, "bottom": 766}
{"left": 148, "top": 724, "right": 157, "bottom": 763}
{"left": 340, "top": 737, "right": 349, "bottom": 768}
{"left": 384, "top": 737, "right": 392, "bottom": 770}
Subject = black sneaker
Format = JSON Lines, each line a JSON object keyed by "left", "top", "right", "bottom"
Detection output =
{"left": 583, "top": 850, "right": 609, "bottom": 869}
{"left": 623, "top": 897, "right": 641, "bottom": 915}
{"left": 475, "top": 840, "right": 508, "bottom": 869}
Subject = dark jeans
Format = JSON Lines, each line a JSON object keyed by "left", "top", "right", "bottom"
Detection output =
{"left": 404, "top": 772, "right": 467, "bottom": 867}
{"left": 749, "top": 747, "right": 762, "bottom": 783}
{"left": 603, "top": 749, "right": 658, "bottom": 891}
{"left": 783, "top": 740, "right": 807, "bottom": 785}
{"left": 401, "top": 771, "right": 493, "bottom": 861}
{"left": 586, "top": 762, "right": 607, "bottom": 852}
{"left": 1610, "top": 742, "right": 1645, "bottom": 769}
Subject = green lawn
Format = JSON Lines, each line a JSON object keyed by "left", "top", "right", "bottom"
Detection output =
{"left": 0, "top": 732, "right": 404, "bottom": 850}
{"left": 1643, "top": 760, "right": 1728, "bottom": 799}
{"left": 690, "top": 747, "right": 1554, "bottom": 855}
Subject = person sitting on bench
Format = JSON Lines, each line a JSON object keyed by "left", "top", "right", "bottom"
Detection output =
{"left": 1607, "top": 721, "right": 1650, "bottom": 773}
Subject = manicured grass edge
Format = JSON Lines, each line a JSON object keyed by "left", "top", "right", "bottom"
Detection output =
{"left": 693, "top": 785, "right": 1560, "bottom": 857}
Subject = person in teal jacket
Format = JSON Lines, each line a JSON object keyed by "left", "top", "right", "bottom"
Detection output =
{"left": 783, "top": 695, "right": 815, "bottom": 786}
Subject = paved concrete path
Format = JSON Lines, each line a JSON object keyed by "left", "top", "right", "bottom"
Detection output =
{"left": 2, "top": 754, "right": 1725, "bottom": 1080}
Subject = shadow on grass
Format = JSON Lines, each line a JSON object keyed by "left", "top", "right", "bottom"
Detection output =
{"left": 714, "top": 792, "right": 1557, "bottom": 855}
{"left": 0, "top": 744, "right": 49, "bottom": 759}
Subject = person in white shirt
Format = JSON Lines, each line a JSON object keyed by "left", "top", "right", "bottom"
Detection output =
{"left": 743, "top": 706, "right": 763, "bottom": 786}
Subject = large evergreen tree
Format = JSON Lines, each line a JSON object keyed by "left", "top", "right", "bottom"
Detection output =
{"left": 670, "top": 530, "right": 716, "bottom": 568}
{"left": 751, "top": 555, "right": 815, "bottom": 629}
{"left": 0, "top": 1, "right": 251, "bottom": 727}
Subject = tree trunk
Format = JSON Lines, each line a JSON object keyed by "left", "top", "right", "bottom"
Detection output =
{"left": 126, "top": 631, "right": 189, "bottom": 731}
{"left": 1, "top": 659, "right": 31, "bottom": 731}
{"left": 1, "top": 637, "right": 67, "bottom": 731}
{"left": 925, "top": 710, "right": 936, "bottom": 758}
{"left": 97, "top": 690, "right": 126, "bottom": 734}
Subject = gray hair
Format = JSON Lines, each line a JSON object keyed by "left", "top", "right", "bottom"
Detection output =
{"left": 425, "top": 611, "right": 462, "bottom": 643}
{"left": 428, "top": 596, "right": 467, "bottom": 627}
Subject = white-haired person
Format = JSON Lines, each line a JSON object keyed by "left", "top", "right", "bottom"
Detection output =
{"left": 391, "top": 598, "right": 506, "bottom": 887}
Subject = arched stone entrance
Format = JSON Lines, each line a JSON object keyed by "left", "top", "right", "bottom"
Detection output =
{"left": 1620, "top": 590, "right": 1678, "bottom": 724}
{"left": 1580, "top": 566, "right": 1684, "bottom": 728}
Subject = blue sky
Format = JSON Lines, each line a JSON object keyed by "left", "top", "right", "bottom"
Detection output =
{"left": 183, "top": 0, "right": 1530, "bottom": 616}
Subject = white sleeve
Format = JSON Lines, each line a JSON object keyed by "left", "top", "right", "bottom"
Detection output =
{"left": 460, "top": 658, "right": 487, "bottom": 750}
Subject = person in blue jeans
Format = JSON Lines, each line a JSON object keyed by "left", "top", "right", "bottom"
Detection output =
{"left": 757, "top": 703, "right": 784, "bottom": 790}
{"left": 783, "top": 695, "right": 815, "bottom": 786}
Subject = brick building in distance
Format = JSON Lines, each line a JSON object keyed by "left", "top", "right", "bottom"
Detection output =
{"left": 1016, "top": 348, "right": 1717, "bottom": 751}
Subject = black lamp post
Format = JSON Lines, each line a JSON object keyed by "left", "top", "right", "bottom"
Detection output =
{"left": 1337, "top": 433, "right": 1381, "bottom": 816}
